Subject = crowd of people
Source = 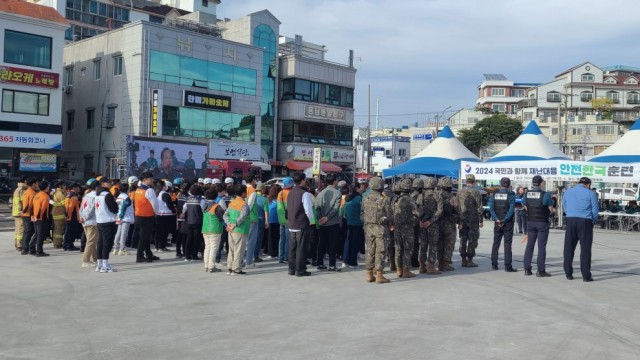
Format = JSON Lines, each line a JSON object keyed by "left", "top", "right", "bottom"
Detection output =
{"left": 10, "top": 170, "right": 599, "bottom": 282}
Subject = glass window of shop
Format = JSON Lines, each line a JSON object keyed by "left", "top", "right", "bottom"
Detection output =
{"left": 162, "top": 106, "right": 255, "bottom": 142}
{"left": 253, "top": 24, "right": 277, "bottom": 158}
{"left": 2, "top": 89, "right": 49, "bottom": 116}
{"left": 282, "top": 78, "right": 353, "bottom": 108}
{"left": 281, "top": 120, "right": 352, "bottom": 146}
{"left": 4, "top": 30, "right": 52, "bottom": 69}
{"left": 150, "top": 51, "right": 257, "bottom": 96}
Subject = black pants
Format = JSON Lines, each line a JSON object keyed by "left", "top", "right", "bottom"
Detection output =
{"left": 317, "top": 224, "right": 340, "bottom": 267}
{"left": 80, "top": 231, "right": 86, "bottom": 252}
{"left": 288, "top": 228, "right": 308, "bottom": 274}
{"left": 135, "top": 216, "right": 154, "bottom": 259}
{"left": 185, "top": 223, "right": 201, "bottom": 260}
{"left": 216, "top": 229, "right": 229, "bottom": 262}
{"left": 524, "top": 220, "right": 550, "bottom": 272}
{"left": 22, "top": 217, "right": 35, "bottom": 252}
{"left": 127, "top": 223, "right": 137, "bottom": 248}
{"left": 97, "top": 222, "right": 117, "bottom": 260}
{"left": 63, "top": 220, "right": 81, "bottom": 249}
{"left": 564, "top": 217, "right": 593, "bottom": 279}
{"left": 34, "top": 219, "right": 49, "bottom": 254}
{"left": 268, "top": 223, "right": 280, "bottom": 257}
{"left": 155, "top": 215, "right": 173, "bottom": 250}
{"left": 492, "top": 219, "right": 514, "bottom": 266}
{"left": 307, "top": 226, "right": 318, "bottom": 260}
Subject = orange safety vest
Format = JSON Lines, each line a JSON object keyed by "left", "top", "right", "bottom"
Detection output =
{"left": 32, "top": 191, "right": 51, "bottom": 221}
{"left": 134, "top": 187, "right": 155, "bottom": 217}
{"left": 65, "top": 197, "right": 80, "bottom": 221}
{"left": 21, "top": 187, "right": 36, "bottom": 217}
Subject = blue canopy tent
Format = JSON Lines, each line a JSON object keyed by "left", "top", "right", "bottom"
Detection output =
{"left": 383, "top": 126, "right": 479, "bottom": 178}
{"left": 590, "top": 119, "right": 640, "bottom": 163}
{"left": 487, "top": 120, "right": 569, "bottom": 162}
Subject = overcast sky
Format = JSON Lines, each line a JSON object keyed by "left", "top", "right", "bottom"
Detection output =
{"left": 218, "top": 0, "right": 640, "bottom": 128}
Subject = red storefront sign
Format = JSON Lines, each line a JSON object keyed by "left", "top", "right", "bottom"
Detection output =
{"left": 0, "top": 65, "right": 59, "bottom": 89}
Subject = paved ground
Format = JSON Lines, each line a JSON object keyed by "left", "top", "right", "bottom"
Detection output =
{"left": 0, "top": 226, "right": 639, "bottom": 360}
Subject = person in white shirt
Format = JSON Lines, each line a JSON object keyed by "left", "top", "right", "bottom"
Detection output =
{"left": 113, "top": 183, "right": 134, "bottom": 256}
{"left": 95, "top": 178, "right": 119, "bottom": 273}
{"left": 287, "top": 172, "right": 316, "bottom": 277}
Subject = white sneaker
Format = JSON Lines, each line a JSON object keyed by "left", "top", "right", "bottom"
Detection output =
{"left": 81, "top": 262, "right": 90, "bottom": 268}
{"left": 105, "top": 265, "right": 116, "bottom": 273}
{"left": 99, "top": 267, "right": 107, "bottom": 273}
{"left": 95, "top": 264, "right": 101, "bottom": 272}
{"left": 118, "top": 249, "right": 127, "bottom": 256}
{"left": 341, "top": 263, "right": 348, "bottom": 269}
{"left": 112, "top": 249, "right": 118, "bottom": 255}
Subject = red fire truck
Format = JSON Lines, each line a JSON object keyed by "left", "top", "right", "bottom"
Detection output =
{"left": 205, "top": 160, "right": 262, "bottom": 183}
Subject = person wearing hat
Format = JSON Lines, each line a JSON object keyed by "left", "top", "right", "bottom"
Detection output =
{"left": 488, "top": 177, "right": 517, "bottom": 272}
{"left": 522, "top": 175, "right": 554, "bottom": 277}
{"left": 457, "top": 174, "right": 483, "bottom": 268}
{"left": 133, "top": 172, "right": 160, "bottom": 263}
{"left": 212, "top": 178, "right": 221, "bottom": 185}
{"left": 224, "top": 177, "right": 235, "bottom": 185}
{"left": 276, "top": 177, "right": 294, "bottom": 263}
{"left": 562, "top": 177, "right": 599, "bottom": 282}
{"left": 95, "top": 178, "right": 120, "bottom": 272}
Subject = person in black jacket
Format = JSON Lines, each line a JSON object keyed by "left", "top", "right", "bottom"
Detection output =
{"left": 155, "top": 180, "right": 176, "bottom": 252}
{"left": 181, "top": 184, "right": 204, "bottom": 261}
{"left": 95, "top": 178, "right": 120, "bottom": 272}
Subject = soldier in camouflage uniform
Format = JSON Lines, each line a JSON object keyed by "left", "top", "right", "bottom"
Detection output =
{"left": 386, "top": 182, "right": 401, "bottom": 272}
{"left": 457, "top": 174, "right": 483, "bottom": 267}
{"left": 410, "top": 179, "right": 424, "bottom": 268}
{"left": 437, "top": 177, "right": 459, "bottom": 271}
{"left": 392, "top": 178, "right": 419, "bottom": 278}
{"left": 419, "top": 177, "right": 443, "bottom": 274}
{"left": 361, "top": 177, "right": 391, "bottom": 284}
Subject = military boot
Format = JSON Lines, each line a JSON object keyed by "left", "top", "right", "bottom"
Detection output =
{"left": 418, "top": 262, "right": 428, "bottom": 274}
{"left": 438, "top": 260, "right": 446, "bottom": 271}
{"left": 366, "top": 269, "right": 375, "bottom": 283}
{"left": 402, "top": 267, "right": 416, "bottom": 278}
{"left": 390, "top": 257, "right": 397, "bottom": 272}
{"left": 443, "top": 261, "right": 455, "bottom": 271}
{"left": 461, "top": 257, "right": 469, "bottom": 267}
{"left": 376, "top": 270, "right": 390, "bottom": 284}
{"left": 396, "top": 267, "right": 403, "bottom": 277}
{"left": 426, "top": 261, "right": 442, "bottom": 275}
{"left": 467, "top": 257, "right": 478, "bottom": 267}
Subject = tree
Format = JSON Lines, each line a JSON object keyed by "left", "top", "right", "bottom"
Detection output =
{"left": 458, "top": 114, "right": 523, "bottom": 155}
{"left": 590, "top": 97, "right": 613, "bottom": 115}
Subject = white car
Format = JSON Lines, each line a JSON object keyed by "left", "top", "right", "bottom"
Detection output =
{"left": 596, "top": 187, "right": 637, "bottom": 203}
{"left": 264, "top": 177, "right": 285, "bottom": 187}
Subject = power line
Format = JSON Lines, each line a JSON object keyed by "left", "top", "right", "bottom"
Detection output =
{"left": 353, "top": 109, "right": 460, "bottom": 117}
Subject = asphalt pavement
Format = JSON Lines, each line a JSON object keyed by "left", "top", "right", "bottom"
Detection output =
{"left": 0, "top": 226, "right": 638, "bottom": 360}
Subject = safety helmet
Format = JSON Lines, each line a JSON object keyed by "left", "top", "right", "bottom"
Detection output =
{"left": 369, "top": 177, "right": 384, "bottom": 191}
{"left": 400, "top": 178, "right": 413, "bottom": 192}
{"left": 212, "top": 178, "right": 221, "bottom": 185}
{"left": 86, "top": 178, "right": 96, "bottom": 186}
{"left": 127, "top": 176, "right": 139, "bottom": 185}
{"left": 424, "top": 177, "right": 437, "bottom": 189}
{"left": 203, "top": 178, "right": 213, "bottom": 185}
{"left": 412, "top": 178, "right": 424, "bottom": 190}
{"left": 173, "top": 178, "right": 184, "bottom": 186}
{"left": 197, "top": 178, "right": 204, "bottom": 183}
{"left": 224, "top": 177, "right": 234, "bottom": 184}
{"left": 438, "top": 177, "right": 452, "bottom": 189}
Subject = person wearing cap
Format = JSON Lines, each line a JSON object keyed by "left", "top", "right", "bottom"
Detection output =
{"left": 562, "top": 177, "right": 599, "bottom": 282}
{"left": 95, "top": 178, "right": 120, "bottom": 272}
{"left": 198, "top": 178, "right": 204, "bottom": 184}
{"left": 19, "top": 177, "right": 38, "bottom": 255}
{"left": 79, "top": 179, "right": 99, "bottom": 266}
{"left": 203, "top": 178, "right": 213, "bottom": 187}
{"left": 225, "top": 177, "right": 234, "bottom": 185}
{"left": 276, "top": 177, "right": 294, "bottom": 263}
{"left": 522, "top": 175, "right": 554, "bottom": 277}
{"left": 488, "top": 177, "right": 517, "bottom": 272}
{"left": 457, "top": 174, "right": 483, "bottom": 268}
{"left": 212, "top": 178, "right": 221, "bottom": 185}
{"left": 133, "top": 172, "right": 160, "bottom": 263}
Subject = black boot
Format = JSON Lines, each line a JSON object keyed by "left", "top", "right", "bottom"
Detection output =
{"left": 524, "top": 269, "right": 533, "bottom": 276}
{"left": 505, "top": 265, "right": 518, "bottom": 272}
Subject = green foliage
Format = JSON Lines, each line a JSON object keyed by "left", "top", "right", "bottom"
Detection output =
{"left": 458, "top": 114, "right": 523, "bottom": 155}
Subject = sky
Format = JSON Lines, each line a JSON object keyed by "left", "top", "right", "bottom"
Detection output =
{"left": 217, "top": 0, "right": 640, "bottom": 128}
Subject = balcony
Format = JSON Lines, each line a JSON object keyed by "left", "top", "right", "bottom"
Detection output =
{"left": 517, "top": 98, "right": 537, "bottom": 109}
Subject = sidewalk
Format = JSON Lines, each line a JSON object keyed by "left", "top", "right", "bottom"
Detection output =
{"left": 0, "top": 227, "right": 638, "bottom": 360}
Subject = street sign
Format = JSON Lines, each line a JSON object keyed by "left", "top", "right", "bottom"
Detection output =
{"left": 312, "top": 147, "right": 322, "bottom": 176}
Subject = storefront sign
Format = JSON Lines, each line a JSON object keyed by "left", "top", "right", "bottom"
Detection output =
{"left": 126, "top": 136, "right": 208, "bottom": 181}
{"left": 461, "top": 160, "right": 640, "bottom": 184}
{"left": 0, "top": 65, "right": 59, "bottom": 89}
{"left": 412, "top": 134, "right": 433, "bottom": 140}
{"left": 304, "top": 104, "right": 346, "bottom": 121}
{"left": 19, "top": 152, "right": 57, "bottom": 172}
{"left": 183, "top": 90, "right": 231, "bottom": 112}
{"left": 0, "top": 131, "right": 61, "bottom": 150}
{"left": 312, "top": 148, "right": 322, "bottom": 176}
{"left": 330, "top": 148, "right": 355, "bottom": 163}
{"left": 210, "top": 143, "right": 261, "bottom": 161}
{"left": 294, "top": 146, "right": 330, "bottom": 162}
{"left": 371, "top": 136, "right": 410, "bottom": 143}
{"left": 150, "top": 89, "right": 163, "bottom": 136}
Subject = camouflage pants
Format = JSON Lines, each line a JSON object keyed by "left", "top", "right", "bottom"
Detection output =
{"left": 53, "top": 218, "right": 66, "bottom": 247}
{"left": 364, "top": 225, "right": 386, "bottom": 271}
{"left": 438, "top": 221, "right": 457, "bottom": 262}
{"left": 386, "top": 230, "right": 395, "bottom": 264}
{"left": 459, "top": 220, "right": 480, "bottom": 258}
{"left": 411, "top": 226, "right": 420, "bottom": 266}
{"left": 419, "top": 222, "right": 439, "bottom": 263}
{"left": 394, "top": 224, "right": 413, "bottom": 269}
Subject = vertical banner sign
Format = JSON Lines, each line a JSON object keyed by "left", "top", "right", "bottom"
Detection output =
{"left": 151, "top": 89, "right": 163, "bottom": 136}
{"left": 312, "top": 147, "right": 322, "bottom": 176}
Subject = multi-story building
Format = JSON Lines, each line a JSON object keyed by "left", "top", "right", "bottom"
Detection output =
{"left": 276, "top": 35, "right": 356, "bottom": 175}
{"left": 446, "top": 108, "right": 488, "bottom": 135}
{"left": 0, "top": 0, "right": 67, "bottom": 176}
{"left": 59, "top": 6, "right": 280, "bottom": 178}
{"left": 516, "top": 62, "right": 635, "bottom": 159}
{"left": 476, "top": 74, "right": 539, "bottom": 115}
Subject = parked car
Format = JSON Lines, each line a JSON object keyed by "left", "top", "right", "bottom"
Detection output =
{"left": 264, "top": 177, "right": 285, "bottom": 188}
{"left": 596, "top": 187, "right": 637, "bottom": 203}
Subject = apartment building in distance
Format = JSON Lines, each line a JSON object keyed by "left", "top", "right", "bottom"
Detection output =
{"left": 476, "top": 73, "right": 539, "bottom": 115}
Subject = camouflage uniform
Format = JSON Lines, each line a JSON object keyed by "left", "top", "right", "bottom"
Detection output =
{"left": 438, "top": 177, "right": 459, "bottom": 271}
{"left": 361, "top": 177, "right": 391, "bottom": 283}
{"left": 392, "top": 178, "right": 418, "bottom": 278}
{"left": 457, "top": 175, "right": 483, "bottom": 267}
{"left": 410, "top": 179, "right": 424, "bottom": 268}
{"left": 385, "top": 183, "right": 400, "bottom": 271}
{"left": 419, "top": 177, "right": 443, "bottom": 274}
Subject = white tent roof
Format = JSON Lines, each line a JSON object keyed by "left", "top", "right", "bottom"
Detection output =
{"left": 590, "top": 119, "right": 640, "bottom": 163}
{"left": 487, "top": 121, "right": 569, "bottom": 162}
{"left": 413, "top": 126, "right": 479, "bottom": 160}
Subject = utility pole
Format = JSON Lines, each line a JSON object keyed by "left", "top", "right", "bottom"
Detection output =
{"left": 375, "top": 96, "right": 380, "bottom": 131}
{"left": 367, "top": 84, "right": 371, "bottom": 174}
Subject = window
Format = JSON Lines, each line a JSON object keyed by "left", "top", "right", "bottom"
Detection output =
{"left": 345, "top": 88, "right": 354, "bottom": 108}
{"left": 113, "top": 55, "right": 122, "bottom": 76}
{"left": 593, "top": 145, "right": 607, "bottom": 155}
{"left": 572, "top": 128, "right": 582, "bottom": 135}
{"left": 511, "top": 89, "right": 525, "bottom": 97}
{"left": 93, "top": 59, "right": 101, "bottom": 80}
{"left": 606, "top": 91, "right": 619, "bottom": 104}
{"left": 581, "top": 73, "right": 594, "bottom": 82}
{"left": 3, "top": 30, "right": 52, "bottom": 69}
{"left": 86, "top": 108, "right": 94, "bottom": 129}
{"left": 597, "top": 125, "right": 615, "bottom": 135}
{"left": 84, "top": 155, "right": 93, "bottom": 172}
{"left": 64, "top": 67, "right": 74, "bottom": 86}
{"left": 149, "top": 15, "right": 163, "bottom": 23}
{"left": 399, "top": 149, "right": 407, "bottom": 157}
{"left": 492, "top": 104, "right": 506, "bottom": 113}
{"left": 604, "top": 77, "right": 617, "bottom": 84}
{"left": 201, "top": 0, "right": 208, "bottom": 7}
{"left": 628, "top": 92, "right": 640, "bottom": 105}
{"left": 491, "top": 88, "right": 505, "bottom": 96}
{"left": 625, "top": 77, "right": 638, "bottom": 85}
{"left": 580, "top": 91, "right": 593, "bottom": 102}
{"left": 325, "top": 84, "right": 341, "bottom": 106}
{"left": 67, "top": 111, "right": 75, "bottom": 130}
{"left": 547, "top": 91, "right": 561, "bottom": 102}
{"left": 625, "top": 189, "right": 636, "bottom": 197}
{"left": 106, "top": 106, "right": 116, "bottom": 128}
{"left": 551, "top": 128, "right": 558, "bottom": 135}
{"left": 1, "top": 89, "right": 49, "bottom": 116}
{"left": 279, "top": 120, "right": 352, "bottom": 145}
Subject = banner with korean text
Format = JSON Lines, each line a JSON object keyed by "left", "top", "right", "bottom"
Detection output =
{"left": 461, "top": 160, "right": 640, "bottom": 184}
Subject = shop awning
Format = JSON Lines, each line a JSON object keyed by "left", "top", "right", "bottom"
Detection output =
{"left": 285, "top": 160, "right": 342, "bottom": 172}
{"left": 250, "top": 161, "right": 271, "bottom": 171}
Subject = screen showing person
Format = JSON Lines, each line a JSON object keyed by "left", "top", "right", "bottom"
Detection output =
{"left": 158, "top": 147, "right": 180, "bottom": 180}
